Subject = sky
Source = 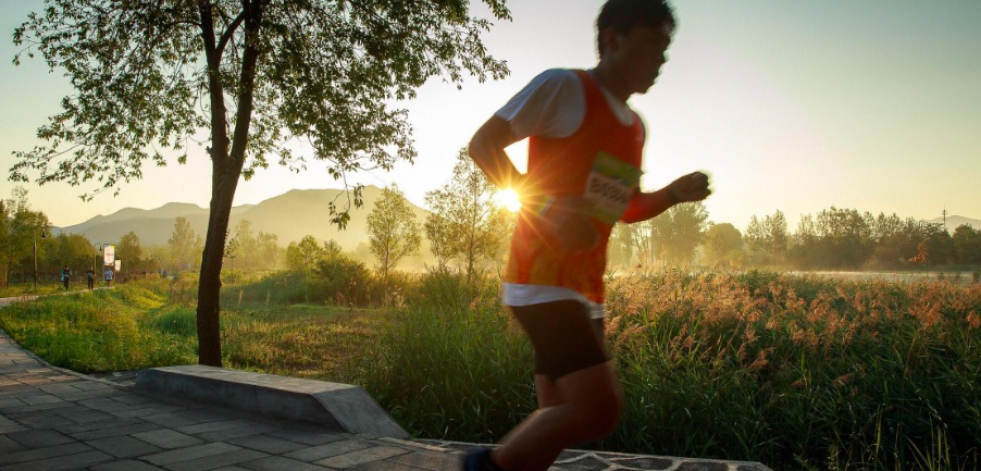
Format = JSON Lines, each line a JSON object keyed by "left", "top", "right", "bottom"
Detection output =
{"left": 1, "top": 0, "right": 979, "bottom": 231}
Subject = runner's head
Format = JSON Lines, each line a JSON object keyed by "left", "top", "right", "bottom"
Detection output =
{"left": 596, "top": 0, "right": 675, "bottom": 95}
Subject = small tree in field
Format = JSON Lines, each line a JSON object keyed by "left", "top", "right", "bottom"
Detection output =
{"left": 423, "top": 190, "right": 456, "bottom": 271}
{"left": 0, "top": 188, "right": 50, "bottom": 287}
{"left": 702, "top": 222, "right": 743, "bottom": 268}
{"left": 285, "top": 236, "right": 332, "bottom": 273}
{"left": 116, "top": 231, "right": 143, "bottom": 273}
{"left": 11, "top": 0, "right": 510, "bottom": 366}
{"left": 639, "top": 202, "right": 708, "bottom": 266}
{"left": 425, "top": 149, "right": 510, "bottom": 279}
{"left": 168, "top": 217, "right": 199, "bottom": 272}
{"left": 367, "top": 185, "right": 420, "bottom": 282}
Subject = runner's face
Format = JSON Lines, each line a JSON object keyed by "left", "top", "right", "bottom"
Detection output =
{"left": 610, "top": 23, "right": 672, "bottom": 95}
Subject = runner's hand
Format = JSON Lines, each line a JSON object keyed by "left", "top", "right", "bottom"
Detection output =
{"left": 667, "top": 171, "right": 712, "bottom": 203}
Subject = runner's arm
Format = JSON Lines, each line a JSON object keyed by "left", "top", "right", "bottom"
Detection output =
{"left": 621, "top": 171, "right": 712, "bottom": 223}
{"left": 468, "top": 116, "right": 525, "bottom": 191}
{"left": 621, "top": 189, "right": 677, "bottom": 223}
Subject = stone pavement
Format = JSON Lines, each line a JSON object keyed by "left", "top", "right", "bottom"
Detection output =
{"left": 1, "top": 296, "right": 772, "bottom": 471}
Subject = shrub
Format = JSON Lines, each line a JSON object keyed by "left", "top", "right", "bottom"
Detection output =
{"left": 311, "top": 254, "right": 375, "bottom": 305}
{"left": 145, "top": 306, "right": 197, "bottom": 337}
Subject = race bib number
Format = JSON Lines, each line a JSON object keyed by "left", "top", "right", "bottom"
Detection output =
{"left": 582, "top": 151, "right": 641, "bottom": 225}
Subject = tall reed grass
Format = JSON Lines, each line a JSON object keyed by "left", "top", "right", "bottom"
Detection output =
{"left": 360, "top": 270, "right": 981, "bottom": 471}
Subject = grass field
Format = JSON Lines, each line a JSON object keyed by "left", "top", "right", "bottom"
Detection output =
{"left": 1, "top": 270, "right": 979, "bottom": 470}
{"left": 0, "top": 282, "right": 95, "bottom": 298}
{"left": 0, "top": 278, "right": 385, "bottom": 383}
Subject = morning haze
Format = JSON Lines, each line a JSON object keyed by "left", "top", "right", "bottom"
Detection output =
{"left": 2, "top": 0, "right": 979, "bottom": 232}
{"left": 2, "top": 3, "right": 981, "bottom": 470}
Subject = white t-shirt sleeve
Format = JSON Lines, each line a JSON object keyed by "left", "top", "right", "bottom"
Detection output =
{"left": 494, "top": 69, "right": 585, "bottom": 140}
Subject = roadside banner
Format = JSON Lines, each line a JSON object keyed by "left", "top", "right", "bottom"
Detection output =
{"left": 103, "top": 245, "right": 115, "bottom": 266}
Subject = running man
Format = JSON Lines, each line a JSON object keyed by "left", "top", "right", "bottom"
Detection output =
{"left": 465, "top": 1, "right": 711, "bottom": 470}
{"left": 60, "top": 265, "right": 72, "bottom": 290}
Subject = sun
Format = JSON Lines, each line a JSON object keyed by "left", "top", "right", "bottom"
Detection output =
{"left": 494, "top": 188, "right": 522, "bottom": 213}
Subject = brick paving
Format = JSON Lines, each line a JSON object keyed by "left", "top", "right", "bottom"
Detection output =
{"left": 1, "top": 295, "right": 771, "bottom": 471}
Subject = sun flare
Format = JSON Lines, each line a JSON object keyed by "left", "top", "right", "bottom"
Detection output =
{"left": 494, "top": 189, "right": 522, "bottom": 213}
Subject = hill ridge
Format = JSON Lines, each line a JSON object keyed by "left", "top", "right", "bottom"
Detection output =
{"left": 55, "top": 185, "right": 422, "bottom": 250}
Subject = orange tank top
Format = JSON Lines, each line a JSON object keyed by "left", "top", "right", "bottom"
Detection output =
{"left": 504, "top": 70, "right": 644, "bottom": 304}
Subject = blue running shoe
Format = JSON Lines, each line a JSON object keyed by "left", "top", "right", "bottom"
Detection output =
{"left": 462, "top": 447, "right": 503, "bottom": 471}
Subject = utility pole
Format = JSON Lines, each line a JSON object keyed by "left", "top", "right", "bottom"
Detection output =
{"left": 942, "top": 207, "right": 948, "bottom": 232}
{"left": 33, "top": 230, "right": 39, "bottom": 289}
{"left": 33, "top": 228, "right": 47, "bottom": 289}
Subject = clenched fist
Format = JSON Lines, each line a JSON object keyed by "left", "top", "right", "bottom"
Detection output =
{"left": 667, "top": 171, "right": 712, "bottom": 203}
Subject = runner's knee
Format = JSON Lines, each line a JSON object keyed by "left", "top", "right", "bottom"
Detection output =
{"left": 535, "top": 375, "right": 566, "bottom": 409}
{"left": 569, "top": 387, "right": 623, "bottom": 438}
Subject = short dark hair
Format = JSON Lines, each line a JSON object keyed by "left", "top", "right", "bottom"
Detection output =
{"left": 597, "top": 0, "right": 675, "bottom": 56}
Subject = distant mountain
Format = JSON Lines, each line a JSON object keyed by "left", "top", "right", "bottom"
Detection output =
{"left": 62, "top": 202, "right": 254, "bottom": 235}
{"left": 54, "top": 186, "right": 429, "bottom": 251}
{"left": 925, "top": 215, "right": 980, "bottom": 231}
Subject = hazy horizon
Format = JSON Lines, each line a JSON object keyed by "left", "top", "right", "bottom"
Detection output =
{"left": 2, "top": 0, "right": 979, "bottom": 230}
{"left": 54, "top": 185, "right": 981, "bottom": 232}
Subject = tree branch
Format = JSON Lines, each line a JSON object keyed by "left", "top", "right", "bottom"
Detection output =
{"left": 216, "top": 10, "right": 246, "bottom": 57}
{"left": 197, "top": 0, "right": 230, "bottom": 165}
{"left": 227, "top": 0, "right": 266, "bottom": 169}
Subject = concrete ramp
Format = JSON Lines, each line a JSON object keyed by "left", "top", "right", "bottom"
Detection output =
{"left": 136, "top": 364, "right": 409, "bottom": 439}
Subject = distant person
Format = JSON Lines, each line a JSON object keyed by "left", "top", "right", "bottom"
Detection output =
{"left": 464, "top": 1, "right": 711, "bottom": 470}
{"left": 104, "top": 267, "right": 113, "bottom": 287}
{"left": 60, "top": 265, "right": 72, "bottom": 290}
{"left": 86, "top": 268, "right": 95, "bottom": 290}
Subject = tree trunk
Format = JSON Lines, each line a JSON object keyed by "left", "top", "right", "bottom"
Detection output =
{"left": 194, "top": 0, "right": 264, "bottom": 366}
{"left": 195, "top": 164, "right": 242, "bottom": 366}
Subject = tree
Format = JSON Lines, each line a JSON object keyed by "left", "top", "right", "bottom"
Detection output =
{"left": 630, "top": 219, "right": 659, "bottom": 268}
{"left": 223, "top": 237, "right": 240, "bottom": 272}
{"left": 12, "top": 0, "right": 510, "bottom": 366}
{"left": 787, "top": 207, "right": 880, "bottom": 269}
{"left": 367, "top": 185, "right": 420, "bottom": 282}
{"left": 608, "top": 223, "right": 637, "bottom": 267}
{"left": 952, "top": 224, "right": 981, "bottom": 265}
{"left": 703, "top": 223, "right": 743, "bottom": 268}
{"left": 285, "top": 236, "right": 338, "bottom": 273}
{"left": 230, "top": 219, "right": 258, "bottom": 270}
{"left": 425, "top": 149, "right": 511, "bottom": 278}
{"left": 649, "top": 202, "right": 708, "bottom": 265}
{"left": 423, "top": 190, "right": 455, "bottom": 271}
{"left": 0, "top": 199, "right": 13, "bottom": 287}
{"left": 168, "top": 217, "right": 198, "bottom": 271}
{"left": 745, "top": 210, "right": 787, "bottom": 267}
{"left": 868, "top": 215, "right": 923, "bottom": 269}
{"left": 117, "top": 231, "right": 143, "bottom": 273}
{"left": 922, "top": 223, "right": 954, "bottom": 266}
{"left": 255, "top": 232, "right": 281, "bottom": 270}
{"left": 49, "top": 234, "right": 96, "bottom": 277}
{"left": 1, "top": 188, "right": 50, "bottom": 287}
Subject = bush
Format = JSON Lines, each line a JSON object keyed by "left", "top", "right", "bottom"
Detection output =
{"left": 311, "top": 255, "right": 376, "bottom": 305}
{"left": 144, "top": 306, "right": 197, "bottom": 337}
{"left": 220, "top": 256, "right": 406, "bottom": 308}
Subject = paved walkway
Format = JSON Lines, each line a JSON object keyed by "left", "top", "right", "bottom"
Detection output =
{"left": 1, "top": 295, "right": 770, "bottom": 471}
